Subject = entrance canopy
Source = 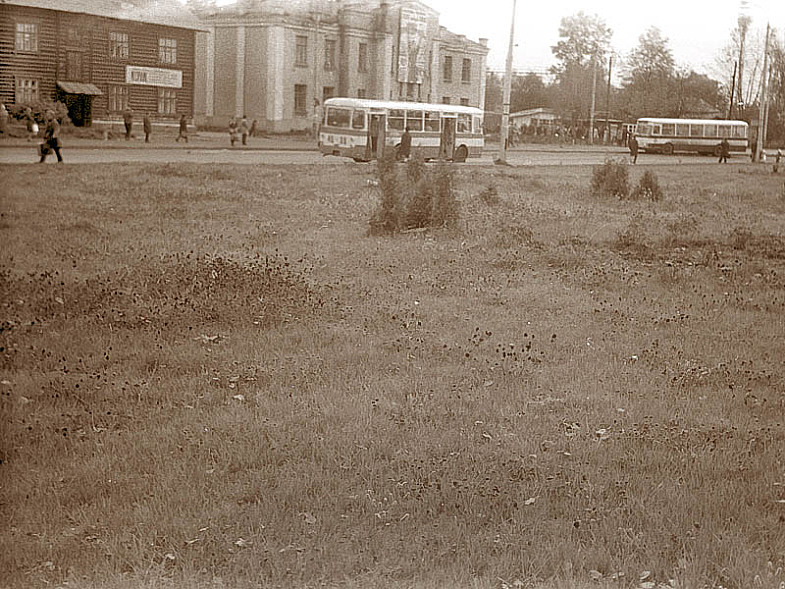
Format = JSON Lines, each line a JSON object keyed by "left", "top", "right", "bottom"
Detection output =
{"left": 57, "top": 81, "right": 103, "bottom": 95}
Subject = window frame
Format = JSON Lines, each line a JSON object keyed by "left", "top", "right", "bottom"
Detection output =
{"left": 324, "top": 39, "right": 337, "bottom": 71}
{"left": 358, "top": 42, "right": 368, "bottom": 73}
{"left": 157, "top": 88, "right": 177, "bottom": 115}
{"left": 158, "top": 37, "right": 177, "bottom": 65}
{"left": 295, "top": 35, "right": 308, "bottom": 68}
{"left": 15, "top": 21, "right": 39, "bottom": 53}
{"left": 443, "top": 55, "right": 453, "bottom": 83}
{"left": 15, "top": 78, "right": 39, "bottom": 104}
{"left": 294, "top": 84, "right": 308, "bottom": 116}
{"left": 461, "top": 58, "right": 471, "bottom": 83}
{"left": 108, "top": 84, "right": 130, "bottom": 113}
{"left": 110, "top": 31, "right": 130, "bottom": 61}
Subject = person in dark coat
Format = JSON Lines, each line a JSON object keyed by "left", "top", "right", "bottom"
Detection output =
{"left": 240, "top": 116, "right": 249, "bottom": 146}
{"left": 718, "top": 137, "right": 730, "bottom": 163}
{"left": 143, "top": 115, "right": 152, "bottom": 143}
{"left": 176, "top": 114, "right": 189, "bottom": 143}
{"left": 123, "top": 109, "right": 134, "bottom": 140}
{"left": 628, "top": 135, "right": 639, "bottom": 164}
{"left": 38, "top": 110, "right": 62, "bottom": 163}
{"left": 398, "top": 126, "right": 412, "bottom": 160}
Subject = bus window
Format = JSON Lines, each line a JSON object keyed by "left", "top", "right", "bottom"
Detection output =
{"left": 473, "top": 116, "right": 483, "bottom": 133}
{"left": 653, "top": 125, "right": 662, "bottom": 135}
{"left": 352, "top": 110, "right": 366, "bottom": 130}
{"left": 676, "top": 124, "right": 689, "bottom": 136}
{"left": 732, "top": 125, "right": 746, "bottom": 138}
{"left": 425, "top": 111, "right": 440, "bottom": 132}
{"left": 389, "top": 109, "right": 405, "bottom": 131}
{"left": 326, "top": 107, "right": 352, "bottom": 128}
{"left": 718, "top": 125, "right": 731, "bottom": 137}
{"left": 457, "top": 114, "right": 471, "bottom": 133}
{"left": 662, "top": 123, "right": 674, "bottom": 136}
{"left": 637, "top": 123, "right": 651, "bottom": 135}
{"left": 406, "top": 110, "right": 423, "bottom": 131}
{"left": 704, "top": 124, "right": 717, "bottom": 137}
{"left": 690, "top": 124, "right": 704, "bottom": 137}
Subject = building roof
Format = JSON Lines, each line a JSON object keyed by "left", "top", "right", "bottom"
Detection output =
{"left": 0, "top": 0, "right": 207, "bottom": 31}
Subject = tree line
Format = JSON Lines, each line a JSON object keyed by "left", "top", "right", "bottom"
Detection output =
{"left": 484, "top": 11, "right": 784, "bottom": 147}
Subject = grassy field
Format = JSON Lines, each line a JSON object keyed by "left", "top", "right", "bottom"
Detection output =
{"left": 1, "top": 160, "right": 785, "bottom": 589}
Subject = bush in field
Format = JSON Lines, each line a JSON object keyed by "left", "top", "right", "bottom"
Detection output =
{"left": 8, "top": 100, "right": 70, "bottom": 125}
{"left": 590, "top": 158, "right": 629, "bottom": 199}
{"left": 368, "top": 152, "right": 459, "bottom": 235}
{"left": 631, "top": 170, "right": 664, "bottom": 201}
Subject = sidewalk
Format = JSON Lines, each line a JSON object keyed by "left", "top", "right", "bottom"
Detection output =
{"left": 0, "top": 130, "right": 318, "bottom": 151}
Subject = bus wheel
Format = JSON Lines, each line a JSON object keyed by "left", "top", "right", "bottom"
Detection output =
{"left": 453, "top": 145, "right": 468, "bottom": 163}
{"left": 662, "top": 143, "right": 674, "bottom": 155}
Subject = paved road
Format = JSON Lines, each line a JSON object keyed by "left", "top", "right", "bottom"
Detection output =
{"left": 0, "top": 145, "right": 745, "bottom": 167}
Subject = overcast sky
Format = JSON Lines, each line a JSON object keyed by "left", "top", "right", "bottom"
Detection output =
{"left": 422, "top": 0, "right": 785, "bottom": 80}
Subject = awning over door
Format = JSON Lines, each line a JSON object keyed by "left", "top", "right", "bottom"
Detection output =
{"left": 57, "top": 81, "right": 103, "bottom": 95}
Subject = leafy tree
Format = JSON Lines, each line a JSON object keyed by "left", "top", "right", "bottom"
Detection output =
{"left": 550, "top": 12, "right": 612, "bottom": 127}
{"left": 620, "top": 27, "right": 677, "bottom": 117}
{"left": 511, "top": 73, "right": 551, "bottom": 112}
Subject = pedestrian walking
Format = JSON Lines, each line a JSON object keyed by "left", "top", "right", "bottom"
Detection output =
{"left": 775, "top": 148, "right": 782, "bottom": 174}
{"left": 249, "top": 119, "right": 258, "bottom": 138}
{"left": 176, "top": 114, "right": 189, "bottom": 143}
{"left": 240, "top": 116, "right": 249, "bottom": 146}
{"left": 143, "top": 115, "right": 152, "bottom": 143}
{"left": 38, "top": 110, "right": 63, "bottom": 164}
{"left": 228, "top": 117, "right": 238, "bottom": 146}
{"left": 628, "top": 135, "right": 639, "bottom": 164}
{"left": 24, "top": 107, "right": 37, "bottom": 141}
{"left": 718, "top": 137, "right": 730, "bottom": 164}
{"left": 0, "top": 103, "right": 8, "bottom": 135}
{"left": 123, "top": 108, "right": 134, "bottom": 140}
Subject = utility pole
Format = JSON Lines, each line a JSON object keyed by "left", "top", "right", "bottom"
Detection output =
{"left": 496, "top": 0, "right": 517, "bottom": 165}
{"left": 754, "top": 22, "right": 770, "bottom": 162}
{"left": 604, "top": 55, "right": 612, "bottom": 144}
{"left": 588, "top": 57, "right": 597, "bottom": 145}
{"left": 728, "top": 61, "right": 737, "bottom": 119}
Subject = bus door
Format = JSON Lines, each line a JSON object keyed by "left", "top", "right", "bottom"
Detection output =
{"left": 440, "top": 115, "right": 456, "bottom": 160}
{"left": 366, "top": 112, "right": 386, "bottom": 159}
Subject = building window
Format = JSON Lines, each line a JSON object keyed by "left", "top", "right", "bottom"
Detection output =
{"left": 358, "top": 42, "right": 368, "bottom": 73}
{"left": 158, "top": 38, "right": 177, "bottom": 64}
{"left": 157, "top": 88, "right": 177, "bottom": 115}
{"left": 442, "top": 96, "right": 450, "bottom": 104}
{"left": 324, "top": 39, "right": 336, "bottom": 71}
{"left": 15, "top": 22, "right": 38, "bottom": 52}
{"left": 110, "top": 32, "right": 129, "bottom": 60}
{"left": 15, "top": 78, "right": 39, "bottom": 104}
{"left": 460, "top": 98, "right": 469, "bottom": 106}
{"left": 108, "top": 85, "right": 129, "bottom": 112}
{"left": 323, "top": 86, "right": 335, "bottom": 102}
{"left": 443, "top": 56, "right": 452, "bottom": 83}
{"left": 294, "top": 84, "right": 307, "bottom": 116}
{"left": 357, "top": 88, "right": 366, "bottom": 98}
{"left": 66, "top": 51, "right": 84, "bottom": 81}
{"left": 295, "top": 35, "right": 308, "bottom": 67}
{"left": 66, "top": 27, "right": 83, "bottom": 46}
{"left": 462, "top": 58, "right": 471, "bottom": 83}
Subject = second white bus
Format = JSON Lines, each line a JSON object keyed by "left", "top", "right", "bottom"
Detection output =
{"left": 635, "top": 117, "right": 749, "bottom": 156}
{"left": 318, "top": 98, "right": 484, "bottom": 162}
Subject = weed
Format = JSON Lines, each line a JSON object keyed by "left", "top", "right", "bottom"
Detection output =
{"left": 478, "top": 184, "right": 500, "bottom": 205}
{"left": 630, "top": 170, "right": 664, "bottom": 201}
{"left": 590, "top": 158, "right": 629, "bottom": 199}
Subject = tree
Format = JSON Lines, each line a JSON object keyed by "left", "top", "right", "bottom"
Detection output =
{"left": 620, "top": 27, "right": 677, "bottom": 117}
{"left": 510, "top": 73, "right": 551, "bottom": 112}
{"left": 551, "top": 12, "right": 613, "bottom": 127}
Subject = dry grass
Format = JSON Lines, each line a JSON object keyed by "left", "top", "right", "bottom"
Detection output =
{"left": 1, "top": 161, "right": 785, "bottom": 589}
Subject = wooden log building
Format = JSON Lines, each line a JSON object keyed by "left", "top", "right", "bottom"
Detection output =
{"left": 0, "top": 0, "right": 205, "bottom": 127}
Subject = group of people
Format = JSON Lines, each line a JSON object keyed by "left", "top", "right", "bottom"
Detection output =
{"left": 122, "top": 109, "right": 189, "bottom": 144}
{"left": 227, "top": 116, "right": 259, "bottom": 146}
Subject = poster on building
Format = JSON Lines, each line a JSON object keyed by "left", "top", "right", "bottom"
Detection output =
{"left": 397, "top": 5, "right": 431, "bottom": 84}
{"left": 125, "top": 66, "right": 182, "bottom": 88}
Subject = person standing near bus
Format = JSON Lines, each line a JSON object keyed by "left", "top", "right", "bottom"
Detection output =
{"left": 719, "top": 137, "right": 730, "bottom": 163}
{"left": 628, "top": 135, "right": 639, "bottom": 165}
{"left": 398, "top": 126, "right": 412, "bottom": 161}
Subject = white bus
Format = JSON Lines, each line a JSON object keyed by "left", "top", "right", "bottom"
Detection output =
{"left": 634, "top": 117, "right": 749, "bottom": 156}
{"left": 318, "top": 97, "right": 484, "bottom": 162}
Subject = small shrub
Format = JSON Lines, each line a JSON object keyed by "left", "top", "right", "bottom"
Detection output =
{"left": 615, "top": 212, "right": 648, "bottom": 251}
{"left": 368, "top": 154, "right": 459, "bottom": 235}
{"left": 591, "top": 158, "right": 629, "bottom": 199}
{"left": 478, "top": 184, "right": 500, "bottom": 205}
{"left": 631, "top": 170, "right": 664, "bottom": 201}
